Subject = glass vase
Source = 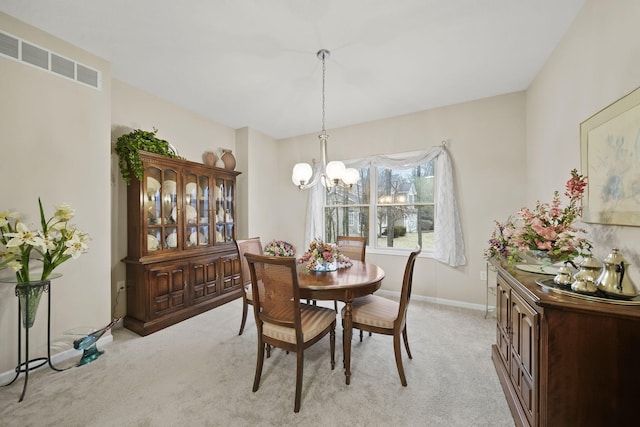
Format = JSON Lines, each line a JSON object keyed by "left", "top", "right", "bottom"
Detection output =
{"left": 312, "top": 260, "right": 338, "bottom": 272}
{"left": 15, "top": 280, "right": 49, "bottom": 329}
{"left": 523, "top": 250, "right": 569, "bottom": 267}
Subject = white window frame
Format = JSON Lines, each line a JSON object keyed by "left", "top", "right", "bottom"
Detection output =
{"left": 304, "top": 146, "right": 466, "bottom": 267}
{"left": 324, "top": 161, "right": 436, "bottom": 255}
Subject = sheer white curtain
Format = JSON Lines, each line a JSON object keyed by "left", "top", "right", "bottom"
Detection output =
{"left": 303, "top": 145, "right": 466, "bottom": 267}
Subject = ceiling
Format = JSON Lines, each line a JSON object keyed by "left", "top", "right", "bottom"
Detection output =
{"left": 0, "top": 0, "right": 586, "bottom": 139}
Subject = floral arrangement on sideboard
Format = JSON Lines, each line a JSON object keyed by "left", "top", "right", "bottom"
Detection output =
{"left": 264, "top": 240, "right": 296, "bottom": 257}
{"left": 298, "top": 238, "right": 352, "bottom": 271}
{"left": 485, "top": 169, "right": 592, "bottom": 265}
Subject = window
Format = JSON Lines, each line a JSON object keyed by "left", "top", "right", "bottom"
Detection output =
{"left": 324, "top": 169, "right": 370, "bottom": 243}
{"left": 325, "top": 157, "right": 435, "bottom": 251}
{"left": 375, "top": 163, "right": 435, "bottom": 250}
{"left": 308, "top": 146, "right": 464, "bottom": 266}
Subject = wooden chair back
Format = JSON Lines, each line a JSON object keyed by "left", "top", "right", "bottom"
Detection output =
{"left": 336, "top": 235, "right": 367, "bottom": 262}
{"left": 397, "top": 245, "right": 422, "bottom": 329}
{"left": 244, "top": 254, "right": 302, "bottom": 338}
{"left": 235, "top": 237, "right": 263, "bottom": 287}
{"left": 234, "top": 237, "right": 264, "bottom": 335}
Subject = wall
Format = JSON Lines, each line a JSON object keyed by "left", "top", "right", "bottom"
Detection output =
{"left": 276, "top": 92, "right": 528, "bottom": 305}
{"left": 526, "top": 0, "right": 640, "bottom": 275}
{"left": 0, "top": 13, "right": 111, "bottom": 373}
{"left": 110, "top": 80, "right": 239, "bottom": 319}
{"left": 234, "top": 127, "right": 279, "bottom": 242}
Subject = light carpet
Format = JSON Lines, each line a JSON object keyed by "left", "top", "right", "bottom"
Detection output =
{"left": 0, "top": 298, "right": 514, "bottom": 426}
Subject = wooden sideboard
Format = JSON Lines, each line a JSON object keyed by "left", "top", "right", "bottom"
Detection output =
{"left": 492, "top": 263, "right": 640, "bottom": 427}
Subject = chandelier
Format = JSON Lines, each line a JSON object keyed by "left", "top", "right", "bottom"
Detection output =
{"left": 291, "top": 49, "right": 360, "bottom": 190}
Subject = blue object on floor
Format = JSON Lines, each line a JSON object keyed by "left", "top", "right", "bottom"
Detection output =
{"left": 73, "top": 318, "right": 119, "bottom": 366}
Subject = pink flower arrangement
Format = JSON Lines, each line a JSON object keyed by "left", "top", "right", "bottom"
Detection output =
{"left": 485, "top": 169, "right": 592, "bottom": 264}
{"left": 298, "top": 238, "right": 352, "bottom": 271}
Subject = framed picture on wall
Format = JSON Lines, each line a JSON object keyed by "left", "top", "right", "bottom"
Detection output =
{"left": 580, "top": 86, "right": 640, "bottom": 226}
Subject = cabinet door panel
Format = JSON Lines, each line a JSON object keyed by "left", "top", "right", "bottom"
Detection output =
{"left": 148, "top": 264, "right": 186, "bottom": 318}
{"left": 512, "top": 291, "right": 538, "bottom": 381}
{"left": 496, "top": 279, "right": 510, "bottom": 366}
{"left": 511, "top": 290, "right": 538, "bottom": 423}
{"left": 191, "top": 257, "right": 219, "bottom": 303}
{"left": 220, "top": 254, "right": 241, "bottom": 292}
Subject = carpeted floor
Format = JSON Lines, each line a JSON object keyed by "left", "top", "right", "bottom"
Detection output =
{"left": 0, "top": 297, "right": 514, "bottom": 426}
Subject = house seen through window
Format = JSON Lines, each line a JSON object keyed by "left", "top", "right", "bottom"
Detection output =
{"left": 325, "top": 157, "right": 435, "bottom": 251}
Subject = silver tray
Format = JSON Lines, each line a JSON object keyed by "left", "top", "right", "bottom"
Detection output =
{"left": 535, "top": 278, "right": 640, "bottom": 306}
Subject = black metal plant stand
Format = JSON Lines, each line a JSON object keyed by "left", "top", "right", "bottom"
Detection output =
{"left": 1, "top": 277, "right": 70, "bottom": 402}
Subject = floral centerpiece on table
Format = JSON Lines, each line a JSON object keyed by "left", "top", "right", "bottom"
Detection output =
{"left": 485, "top": 169, "right": 592, "bottom": 265}
{"left": 264, "top": 240, "right": 296, "bottom": 257}
{"left": 1, "top": 198, "right": 90, "bottom": 327}
{"left": 298, "top": 238, "right": 352, "bottom": 272}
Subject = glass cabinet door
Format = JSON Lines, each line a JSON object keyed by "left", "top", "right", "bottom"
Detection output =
{"left": 214, "top": 178, "right": 225, "bottom": 244}
{"left": 184, "top": 172, "right": 211, "bottom": 248}
{"left": 145, "top": 166, "right": 178, "bottom": 253}
{"left": 224, "top": 180, "right": 234, "bottom": 242}
{"left": 198, "top": 174, "right": 211, "bottom": 247}
{"left": 214, "top": 178, "right": 235, "bottom": 243}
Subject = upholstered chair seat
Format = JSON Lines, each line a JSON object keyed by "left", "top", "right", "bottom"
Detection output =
{"left": 348, "top": 294, "right": 398, "bottom": 329}
{"left": 263, "top": 305, "right": 336, "bottom": 344}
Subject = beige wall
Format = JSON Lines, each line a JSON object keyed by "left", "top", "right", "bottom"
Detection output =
{"left": 110, "top": 80, "right": 240, "bottom": 320}
{"left": 276, "top": 92, "right": 528, "bottom": 305}
{"left": 527, "top": 0, "right": 640, "bottom": 275}
{"left": 234, "top": 127, "right": 279, "bottom": 242}
{"left": 0, "top": 13, "right": 111, "bottom": 373}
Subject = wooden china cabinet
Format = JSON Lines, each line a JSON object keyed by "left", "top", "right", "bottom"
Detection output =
{"left": 492, "top": 263, "right": 640, "bottom": 427}
{"left": 123, "top": 151, "right": 242, "bottom": 336}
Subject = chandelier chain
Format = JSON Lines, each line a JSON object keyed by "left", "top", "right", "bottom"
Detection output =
{"left": 321, "top": 51, "right": 326, "bottom": 133}
{"left": 291, "top": 48, "right": 359, "bottom": 190}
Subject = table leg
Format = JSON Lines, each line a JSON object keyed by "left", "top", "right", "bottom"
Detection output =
{"left": 343, "top": 300, "right": 352, "bottom": 385}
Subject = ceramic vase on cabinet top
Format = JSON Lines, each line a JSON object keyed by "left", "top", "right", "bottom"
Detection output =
{"left": 203, "top": 151, "right": 217, "bottom": 166}
{"left": 220, "top": 149, "right": 236, "bottom": 170}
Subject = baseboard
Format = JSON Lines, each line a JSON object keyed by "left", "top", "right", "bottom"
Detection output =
{"left": 0, "top": 334, "right": 113, "bottom": 384}
{"left": 376, "top": 289, "right": 489, "bottom": 312}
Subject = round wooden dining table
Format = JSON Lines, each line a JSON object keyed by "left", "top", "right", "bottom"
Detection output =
{"left": 297, "top": 260, "right": 385, "bottom": 385}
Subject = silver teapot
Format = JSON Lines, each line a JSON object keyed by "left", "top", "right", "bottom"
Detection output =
{"left": 570, "top": 255, "right": 601, "bottom": 294}
{"left": 553, "top": 262, "right": 574, "bottom": 286}
{"left": 595, "top": 248, "right": 638, "bottom": 299}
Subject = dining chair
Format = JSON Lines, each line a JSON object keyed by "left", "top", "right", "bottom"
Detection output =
{"left": 336, "top": 235, "right": 366, "bottom": 262}
{"left": 235, "top": 237, "right": 263, "bottom": 335}
{"left": 244, "top": 253, "right": 336, "bottom": 413}
{"left": 336, "top": 235, "right": 369, "bottom": 338}
{"left": 342, "top": 245, "right": 421, "bottom": 386}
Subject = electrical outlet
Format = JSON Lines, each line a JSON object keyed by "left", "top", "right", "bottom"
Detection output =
{"left": 480, "top": 271, "right": 487, "bottom": 281}
{"left": 117, "top": 280, "right": 126, "bottom": 291}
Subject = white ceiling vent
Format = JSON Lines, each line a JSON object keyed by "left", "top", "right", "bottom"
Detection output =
{"left": 0, "top": 30, "right": 101, "bottom": 90}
